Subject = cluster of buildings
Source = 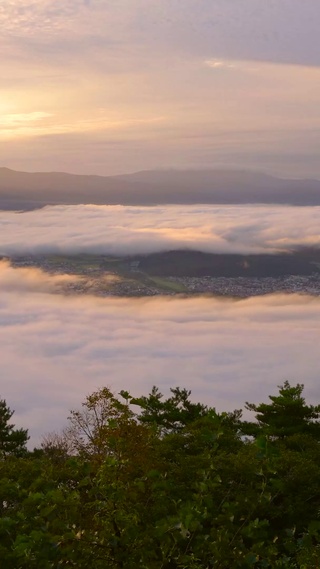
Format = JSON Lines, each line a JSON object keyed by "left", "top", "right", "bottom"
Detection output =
{"left": 167, "top": 274, "right": 320, "bottom": 297}
{"left": 9, "top": 255, "right": 320, "bottom": 298}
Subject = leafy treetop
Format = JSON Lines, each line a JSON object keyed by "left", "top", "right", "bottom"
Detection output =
{"left": 243, "top": 381, "right": 320, "bottom": 439}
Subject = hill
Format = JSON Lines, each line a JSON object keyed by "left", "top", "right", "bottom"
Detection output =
{"left": 1, "top": 167, "right": 320, "bottom": 209}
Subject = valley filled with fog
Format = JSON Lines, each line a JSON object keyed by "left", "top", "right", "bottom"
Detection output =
{"left": 1, "top": 203, "right": 319, "bottom": 445}
{"left": 1, "top": 286, "right": 320, "bottom": 445}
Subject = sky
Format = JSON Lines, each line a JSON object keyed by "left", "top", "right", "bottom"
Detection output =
{"left": 1, "top": 204, "right": 320, "bottom": 256}
{"left": 1, "top": 1, "right": 320, "bottom": 177}
{"left": 1, "top": 266, "right": 320, "bottom": 446}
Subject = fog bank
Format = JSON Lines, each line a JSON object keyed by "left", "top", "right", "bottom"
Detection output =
{"left": 1, "top": 289, "right": 319, "bottom": 445}
{"left": 0, "top": 204, "right": 320, "bottom": 257}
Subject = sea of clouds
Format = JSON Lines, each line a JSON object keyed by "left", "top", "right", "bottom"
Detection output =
{"left": 1, "top": 265, "right": 319, "bottom": 446}
{"left": 1, "top": 204, "right": 320, "bottom": 446}
{"left": 0, "top": 204, "right": 320, "bottom": 256}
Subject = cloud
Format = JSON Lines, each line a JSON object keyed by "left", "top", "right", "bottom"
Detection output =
{"left": 6, "top": 0, "right": 320, "bottom": 65}
{"left": 5, "top": 1, "right": 319, "bottom": 66}
{"left": 0, "top": 204, "right": 320, "bottom": 257}
{"left": 4, "top": 2, "right": 320, "bottom": 73}
{"left": 0, "top": 111, "right": 166, "bottom": 140}
{"left": 2, "top": 3, "right": 320, "bottom": 450}
{"left": 2, "top": 2, "right": 320, "bottom": 177}
{"left": 1, "top": 286, "right": 320, "bottom": 446}
{"left": 0, "top": 259, "right": 80, "bottom": 292}
{"left": 1, "top": 112, "right": 54, "bottom": 138}
{"left": 1, "top": 111, "right": 52, "bottom": 126}
{"left": 205, "top": 60, "right": 236, "bottom": 70}
{"left": 129, "top": 0, "right": 320, "bottom": 68}
{"left": 0, "top": 1, "right": 90, "bottom": 37}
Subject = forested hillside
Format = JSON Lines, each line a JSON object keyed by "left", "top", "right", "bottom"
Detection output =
{"left": 1, "top": 382, "right": 320, "bottom": 568}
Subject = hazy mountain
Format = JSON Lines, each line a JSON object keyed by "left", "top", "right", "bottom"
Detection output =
{"left": 1, "top": 167, "right": 320, "bottom": 210}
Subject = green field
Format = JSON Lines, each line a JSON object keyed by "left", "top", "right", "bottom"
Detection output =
{"left": 147, "top": 276, "right": 188, "bottom": 292}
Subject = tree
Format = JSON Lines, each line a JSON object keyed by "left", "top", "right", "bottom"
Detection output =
{"left": 242, "top": 381, "right": 320, "bottom": 439}
{"left": 2, "top": 385, "right": 320, "bottom": 568}
{"left": 132, "top": 386, "right": 209, "bottom": 434}
{"left": 65, "top": 387, "right": 133, "bottom": 457}
{"left": 0, "top": 399, "right": 29, "bottom": 457}
{"left": 65, "top": 387, "right": 157, "bottom": 476}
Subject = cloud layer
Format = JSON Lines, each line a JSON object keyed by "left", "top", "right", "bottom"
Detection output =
{"left": 2, "top": 1, "right": 320, "bottom": 66}
{"left": 1, "top": 286, "right": 320, "bottom": 446}
{"left": 0, "top": 204, "right": 320, "bottom": 257}
{"left": 2, "top": 1, "right": 320, "bottom": 176}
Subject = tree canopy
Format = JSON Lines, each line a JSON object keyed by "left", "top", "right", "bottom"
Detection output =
{"left": 1, "top": 382, "right": 320, "bottom": 568}
{"left": 243, "top": 380, "right": 320, "bottom": 439}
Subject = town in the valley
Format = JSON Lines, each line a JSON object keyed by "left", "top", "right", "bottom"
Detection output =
{"left": 7, "top": 250, "right": 320, "bottom": 298}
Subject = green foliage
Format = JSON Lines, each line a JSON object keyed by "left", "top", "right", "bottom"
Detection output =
{"left": 132, "top": 385, "right": 212, "bottom": 433}
{"left": 1, "top": 383, "right": 320, "bottom": 567}
{"left": 243, "top": 381, "right": 320, "bottom": 439}
{"left": 0, "top": 398, "right": 29, "bottom": 458}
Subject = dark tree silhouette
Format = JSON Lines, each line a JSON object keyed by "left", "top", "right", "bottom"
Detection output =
{"left": 0, "top": 399, "right": 29, "bottom": 457}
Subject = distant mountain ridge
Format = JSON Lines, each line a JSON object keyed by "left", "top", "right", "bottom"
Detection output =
{"left": 1, "top": 167, "right": 320, "bottom": 209}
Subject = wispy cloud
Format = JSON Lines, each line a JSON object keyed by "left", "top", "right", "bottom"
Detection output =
{"left": 0, "top": 107, "right": 166, "bottom": 139}
{"left": 0, "top": 1, "right": 88, "bottom": 36}
{"left": 204, "top": 59, "right": 236, "bottom": 70}
{"left": 1, "top": 111, "right": 52, "bottom": 131}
